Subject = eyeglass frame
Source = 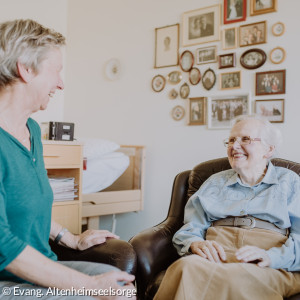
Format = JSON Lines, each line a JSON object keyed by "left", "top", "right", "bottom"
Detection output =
{"left": 223, "top": 136, "right": 262, "bottom": 148}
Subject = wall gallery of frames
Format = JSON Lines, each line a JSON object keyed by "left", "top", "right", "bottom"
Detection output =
{"left": 151, "top": 0, "right": 286, "bottom": 130}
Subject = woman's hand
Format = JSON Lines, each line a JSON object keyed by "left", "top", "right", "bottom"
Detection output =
{"left": 235, "top": 245, "right": 271, "bottom": 267}
{"left": 190, "top": 240, "right": 226, "bottom": 263}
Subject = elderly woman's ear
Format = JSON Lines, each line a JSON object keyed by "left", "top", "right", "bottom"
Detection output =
{"left": 264, "top": 145, "right": 275, "bottom": 159}
{"left": 16, "top": 61, "right": 35, "bottom": 83}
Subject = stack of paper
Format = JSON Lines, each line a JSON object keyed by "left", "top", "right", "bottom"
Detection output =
{"left": 49, "top": 177, "right": 78, "bottom": 201}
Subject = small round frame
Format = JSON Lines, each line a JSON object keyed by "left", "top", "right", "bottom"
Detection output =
{"left": 151, "top": 74, "right": 166, "bottom": 92}
{"left": 272, "top": 22, "right": 285, "bottom": 37}
{"left": 202, "top": 68, "right": 216, "bottom": 91}
{"left": 167, "top": 71, "right": 182, "bottom": 85}
{"left": 189, "top": 68, "right": 201, "bottom": 85}
{"left": 269, "top": 47, "right": 286, "bottom": 64}
{"left": 171, "top": 105, "right": 185, "bottom": 121}
{"left": 179, "top": 50, "right": 194, "bottom": 72}
{"left": 179, "top": 83, "right": 190, "bottom": 99}
{"left": 240, "top": 48, "right": 267, "bottom": 70}
{"left": 169, "top": 89, "right": 178, "bottom": 100}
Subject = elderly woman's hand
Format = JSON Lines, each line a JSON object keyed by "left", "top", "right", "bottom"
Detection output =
{"left": 235, "top": 245, "right": 271, "bottom": 267}
{"left": 190, "top": 240, "right": 226, "bottom": 263}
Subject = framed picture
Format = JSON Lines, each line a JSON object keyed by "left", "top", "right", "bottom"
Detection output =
{"left": 220, "top": 71, "right": 241, "bottom": 90}
{"left": 255, "top": 99, "right": 284, "bottom": 123}
{"left": 240, "top": 48, "right": 266, "bottom": 69}
{"left": 208, "top": 94, "right": 250, "bottom": 129}
{"left": 179, "top": 50, "right": 194, "bottom": 72}
{"left": 189, "top": 68, "right": 201, "bottom": 85}
{"left": 180, "top": 83, "right": 190, "bottom": 99}
{"left": 222, "top": 27, "right": 238, "bottom": 50}
{"left": 151, "top": 75, "right": 166, "bottom": 92}
{"left": 255, "top": 69, "right": 286, "bottom": 96}
{"left": 167, "top": 71, "right": 182, "bottom": 85}
{"left": 202, "top": 68, "right": 216, "bottom": 90}
{"left": 154, "top": 24, "right": 179, "bottom": 68}
{"left": 169, "top": 89, "right": 178, "bottom": 100}
{"left": 196, "top": 46, "right": 217, "bottom": 65}
{"left": 224, "top": 0, "right": 247, "bottom": 24}
{"left": 272, "top": 22, "right": 285, "bottom": 36}
{"left": 250, "top": 0, "right": 277, "bottom": 16}
{"left": 219, "top": 53, "right": 236, "bottom": 69}
{"left": 171, "top": 105, "right": 185, "bottom": 121}
{"left": 270, "top": 47, "right": 286, "bottom": 64}
{"left": 188, "top": 97, "right": 207, "bottom": 125}
{"left": 239, "top": 21, "right": 267, "bottom": 47}
{"left": 182, "top": 4, "right": 221, "bottom": 46}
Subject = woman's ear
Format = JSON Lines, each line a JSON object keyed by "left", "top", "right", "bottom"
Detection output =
{"left": 264, "top": 145, "right": 275, "bottom": 159}
{"left": 17, "top": 61, "right": 35, "bottom": 83}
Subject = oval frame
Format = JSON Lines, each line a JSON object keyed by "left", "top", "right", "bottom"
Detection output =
{"left": 179, "top": 50, "right": 194, "bottom": 72}
{"left": 270, "top": 47, "right": 286, "bottom": 64}
{"left": 179, "top": 83, "right": 190, "bottom": 99}
{"left": 169, "top": 88, "right": 178, "bottom": 100}
{"left": 167, "top": 71, "right": 182, "bottom": 85}
{"left": 171, "top": 105, "right": 185, "bottom": 121}
{"left": 189, "top": 67, "right": 201, "bottom": 85}
{"left": 151, "top": 74, "right": 166, "bottom": 92}
{"left": 240, "top": 48, "right": 266, "bottom": 70}
{"left": 272, "top": 22, "right": 285, "bottom": 37}
{"left": 202, "top": 68, "right": 216, "bottom": 91}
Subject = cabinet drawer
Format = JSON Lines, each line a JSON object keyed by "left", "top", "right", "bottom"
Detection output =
{"left": 43, "top": 144, "right": 81, "bottom": 167}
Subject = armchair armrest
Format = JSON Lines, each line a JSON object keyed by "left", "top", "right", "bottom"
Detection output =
{"left": 50, "top": 238, "right": 137, "bottom": 275}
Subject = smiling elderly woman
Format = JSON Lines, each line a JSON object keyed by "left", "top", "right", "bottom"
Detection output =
{"left": 154, "top": 115, "right": 300, "bottom": 300}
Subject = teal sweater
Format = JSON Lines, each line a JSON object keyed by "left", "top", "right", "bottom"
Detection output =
{"left": 0, "top": 118, "right": 56, "bottom": 283}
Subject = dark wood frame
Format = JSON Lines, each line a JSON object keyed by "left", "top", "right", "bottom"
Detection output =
{"left": 240, "top": 48, "right": 266, "bottom": 69}
{"left": 224, "top": 0, "right": 247, "bottom": 24}
{"left": 202, "top": 68, "right": 216, "bottom": 91}
{"left": 179, "top": 50, "right": 194, "bottom": 72}
{"left": 255, "top": 99, "right": 284, "bottom": 123}
{"left": 250, "top": 0, "right": 277, "bottom": 16}
{"left": 188, "top": 97, "right": 207, "bottom": 125}
{"left": 151, "top": 74, "right": 166, "bottom": 92}
{"left": 189, "top": 68, "right": 201, "bottom": 85}
{"left": 219, "top": 53, "right": 236, "bottom": 69}
{"left": 239, "top": 21, "right": 267, "bottom": 47}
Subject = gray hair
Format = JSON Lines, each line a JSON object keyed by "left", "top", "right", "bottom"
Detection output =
{"left": 230, "top": 114, "right": 282, "bottom": 158}
{"left": 0, "top": 19, "right": 65, "bottom": 90}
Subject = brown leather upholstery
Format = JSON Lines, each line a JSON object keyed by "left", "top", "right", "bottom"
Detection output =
{"left": 130, "top": 157, "right": 300, "bottom": 300}
{"left": 50, "top": 238, "right": 137, "bottom": 275}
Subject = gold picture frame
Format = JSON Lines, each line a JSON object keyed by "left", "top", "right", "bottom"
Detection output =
{"left": 272, "top": 22, "right": 285, "bottom": 36}
{"left": 239, "top": 21, "right": 267, "bottom": 47}
{"left": 270, "top": 47, "right": 286, "bottom": 64}
{"left": 255, "top": 99, "right": 284, "bottom": 123}
{"left": 250, "top": 0, "right": 277, "bottom": 16}
{"left": 188, "top": 97, "right": 207, "bottom": 126}
{"left": 220, "top": 71, "right": 241, "bottom": 90}
{"left": 222, "top": 27, "right": 238, "bottom": 50}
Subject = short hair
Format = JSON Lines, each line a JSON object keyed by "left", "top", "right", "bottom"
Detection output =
{"left": 230, "top": 114, "right": 283, "bottom": 158}
{"left": 0, "top": 19, "right": 65, "bottom": 90}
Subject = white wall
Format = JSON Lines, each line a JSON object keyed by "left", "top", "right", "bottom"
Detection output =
{"left": 65, "top": 0, "right": 300, "bottom": 240}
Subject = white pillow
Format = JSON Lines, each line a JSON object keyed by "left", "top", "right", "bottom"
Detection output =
{"left": 79, "top": 138, "right": 120, "bottom": 159}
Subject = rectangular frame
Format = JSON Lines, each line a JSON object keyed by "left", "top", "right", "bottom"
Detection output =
{"left": 188, "top": 97, "right": 207, "bottom": 125}
{"left": 250, "top": 0, "right": 277, "bottom": 16}
{"left": 255, "top": 99, "right": 284, "bottom": 123}
{"left": 196, "top": 46, "right": 217, "bottom": 65}
{"left": 182, "top": 4, "right": 221, "bottom": 46}
{"left": 222, "top": 27, "right": 238, "bottom": 50}
{"left": 220, "top": 71, "right": 241, "bottom": 90}
{"left": 154, "top": 24, "right": 179, "bottom": 68}
{"left": 239, "top": 21, "right": 267, "bottom": 47}
{"left": 224, "top": 0, "right": 247, "bottom": 24}
{"left": 208, "top": 94, "right": 250, "bottom": 129}
{"left": 255, "top": 69, "right": 286, "bottom": 96}
{"left": 219, "top": 53, "right": 236, "bottom": 69}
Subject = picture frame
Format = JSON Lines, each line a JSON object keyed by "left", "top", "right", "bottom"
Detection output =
{"left": 169, "top": 89, "right": 178, "bottom": 100}
{"left": 151, "top": 74, "right": 166, "bottom": 92}
{"left": 167, "top": 71, "right": 182, "bottom": 85}
{"left": 255, "top": 99, "right": 284, "bottom": 123}
{"left": 219, "top": 53, "right": 236, "bottom": 69}
{"left": 208, "top": 94, "right": 250, "bottom": 129}
{"left": 222, "top": 27, "right": 238, "bottom": 50}
{"left": 196, "top": 46, "right": 217, "bottom": 64}
{"left": 250, "top": 0, "right": 277, "bottom": 16}
{"left": 240, "top": 48, "right": 266, "bottom": 69}
{"left": 154, "top": 24, "right": 179, "bottom": 68}
{"left": 171, "top": 105, "right": 185, "bottom": 121}
{"left": 189, "top": 68, "right": 201, "bottom": 85}
{"left": 180, "top": 83, "right": 190, "bottom": 99}
{"left": 220, "top": 71, "right": 241, "bottom": 90}
{"left": 202, "top": 68, "right": 216, "bottom": 91}
{"left": 179, "top": 50, "right": 194, "bottom": 72}
{"left": 269, "top": 47, "right": 286, "bottom": 64}
{"left": 272, "top": 22, "right": 285, "bottom": 36}
{"left": 239, "top": 21, "right": 267, "bottom": 47}
{"left": 224, "top": 0, "right": 247, "bottom": 24}
{"left": 188, "top": 97, "right": 207, "bottom": 125}
{"left": 182, "top": 4, "right": 221, "bottom": 46}
{"left": 255, "top": 69, "right": 286, "bottom": 96}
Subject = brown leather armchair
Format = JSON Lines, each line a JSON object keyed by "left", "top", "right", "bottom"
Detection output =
{"left": 130, "top": 157, "right": 300, "bottom": 300}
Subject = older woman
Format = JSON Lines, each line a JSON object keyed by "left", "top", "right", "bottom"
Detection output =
{"left": 154, "top": 115, "right": 300, "bottom": 300}
{"left": 0, "top": 19, "right": 135, "bottom": 299}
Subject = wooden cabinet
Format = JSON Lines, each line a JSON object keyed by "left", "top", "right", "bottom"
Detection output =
{"left": 43, "top": 141, "right": 83, "bottom": 234}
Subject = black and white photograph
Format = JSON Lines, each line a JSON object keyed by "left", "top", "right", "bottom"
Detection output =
{"left": 151, "top": 74, "right": 166, "bottom": 92}
{"left": 240, "top": 48, "right": 266, "bottom": 69}
{"left": 202, "top": 68, "right": 216, "bottom": 90}
{"left": 196, "top": 46, "right": 217, "bottom": 64}
{"left": 220, "top": 71, "right": 241, "bottom": 90}
{"left": 189, "top": 67, "right": 201, "bottom": 85}
{"left": 188, "top": 97, "right": 207, "bottom": 125}
{"left": 251, "top": 0, "right": 277, "bottom": 15}
{"left": 219, "top": 53, "right": 236, "bottom": 69}
{"left": 255, "top": 99, "right": 284, "bottom": 123}
{"left": 222, "top": 27, "right": 237, "bottom": 50}
{"left": 179, "top": 50, "right": 194, "bottom": 72}
{"left": 179, "top": 83, "right": 190, "bottom": 99}
{"left": 239, "top": 21, "right": 267, "bottom": 47}
{"left": 224, "top": 0, "right": 246, "bottom": 24}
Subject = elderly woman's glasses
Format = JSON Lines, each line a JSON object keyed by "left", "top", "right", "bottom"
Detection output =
{"left": 223, "top": 136, "right": 262, "bottom": 147}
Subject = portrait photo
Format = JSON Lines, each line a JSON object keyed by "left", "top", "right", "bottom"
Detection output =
{"left": 189, "top": 67, "right": 201, "bottom": 85}
{"left": 179, "top": 83, "right": 190, "bottom": 99}
{"left": 208, "top": 95, "right": 250, "bottom": 129}
{"left": 255, "top": 69, "right": 286, "bottom": 96}
{"left": 219, "top": 53, "right": 236, "bottom": 69}
{"left": 220, "top": 71, "right": 241, "bottom": 90}
{"left": 240, "top": 48, "right": 266, "bottom": 69}
{"left": 151, "top": 74, "right": 166, "bottom": 92}
{"left": 202, "top": 68, "right": 216, "bottom": 90}
{"left": 154, "top": 24, "right": 179, "bottom": 68}
{"left": 255, "top": 99, "right": 284, "bottom": 123}
{"left": 224, "top": 0, "right": 246, "bottom": 24}
{"left": 250, "top": 0, "right": 277, "bottom": 16}
{"left": 182, "top": 4, "right": 220, "bottom": 46}
{"left": 239, "top": 21, "right": 266, "bottom": 47}
{"left": 196, "top": 46, "right": 217, "bottom": 64}
{"left": 222, "top": 27, "right": 238, "bottom": 50}
{"left": 188, "top": 97, "right": 207, "bottom": 125}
